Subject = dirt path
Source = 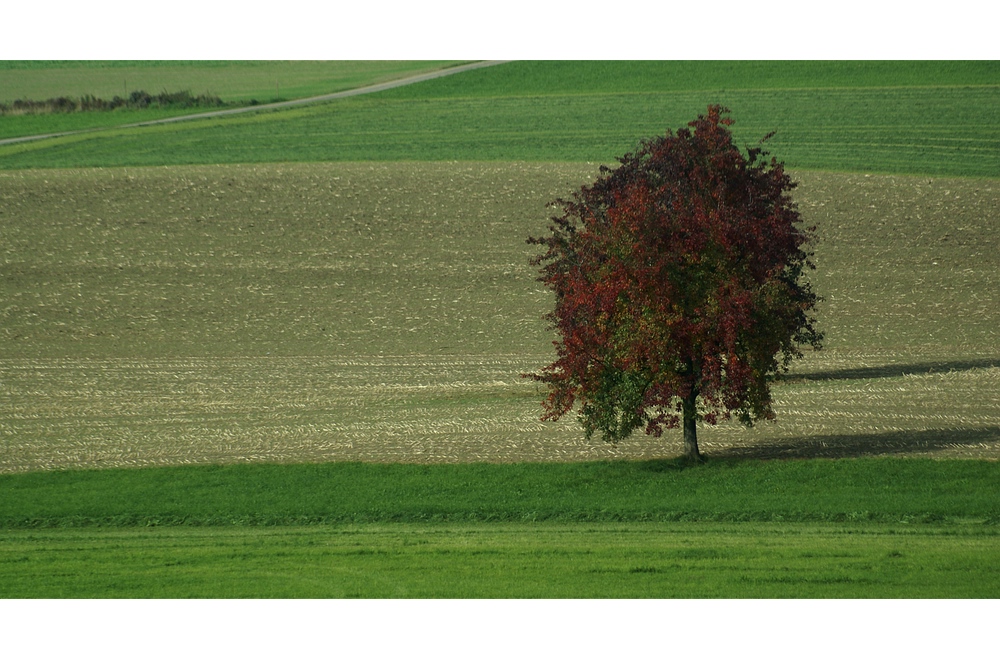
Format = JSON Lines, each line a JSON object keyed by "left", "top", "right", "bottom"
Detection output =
{"left": 0, "top": 60, "right": 511, "bottom": 147}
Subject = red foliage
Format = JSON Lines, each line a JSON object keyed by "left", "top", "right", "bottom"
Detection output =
{"left": 526, "top": 106, "right": 822, "bottom": 450}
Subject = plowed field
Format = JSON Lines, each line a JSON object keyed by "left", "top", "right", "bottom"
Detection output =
{"left": 2, "top": 163, "right": 998, "bottom": 472}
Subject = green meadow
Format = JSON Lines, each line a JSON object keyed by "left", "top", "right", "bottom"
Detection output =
{"left": 1, "top": 61, "right": 998, "bottom": 597}
{"left": 2, "top": 61, "right": 998, "bottom": 175}
{"left": 3, "top": 523, "right": 997, "bottom": 598}
{"left": 3, "top": 459, "right": 998, "bottom": 598}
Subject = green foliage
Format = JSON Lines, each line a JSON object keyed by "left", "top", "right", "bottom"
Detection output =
{"left": 579, "top": 369, "right": 651, "bottom": 442}
{"left": 0, "top": 89, "right": 226, "bottom": 115}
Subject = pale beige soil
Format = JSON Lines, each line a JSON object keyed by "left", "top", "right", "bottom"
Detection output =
{"left": 2, "top": 353, "right": 997, "bottom": 474}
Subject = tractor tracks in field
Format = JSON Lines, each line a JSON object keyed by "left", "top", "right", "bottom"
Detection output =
{"left": 0, "top": 60, "right": 511, "bottom": 147}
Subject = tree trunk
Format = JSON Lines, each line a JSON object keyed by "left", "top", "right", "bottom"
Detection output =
{"left": 682, "top": 389, "right": 702, "bottom": 462}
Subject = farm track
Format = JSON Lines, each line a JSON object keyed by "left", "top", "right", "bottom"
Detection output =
{"left": 3, "top": 83, "right": 997, "bottom": 177}
{"left": 0, "top": 61, "right": 510, "bottom": 147}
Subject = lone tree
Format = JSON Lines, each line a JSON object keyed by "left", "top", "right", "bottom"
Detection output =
{"left": 527, "top": 105, "right": 822, "bottom": 461}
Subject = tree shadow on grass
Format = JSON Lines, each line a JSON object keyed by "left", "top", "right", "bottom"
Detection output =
{"left": 708, "top": 427, "right": 1000, "bottom": 461}
{"left": 781, "top": 357, "right": 1000, "bottom": 383}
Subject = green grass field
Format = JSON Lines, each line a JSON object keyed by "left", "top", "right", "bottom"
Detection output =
{"left": 2, "top": 458, "right": 997, "bottom": 598}
{"left": 376, "top": 61, "right": 1000, "bottom": 96}
{"left": 3, "top": 523, "right": 997, "bottom": 598}
{"left": 1, "top": 61, "right": 997, "bottom": 176}
{"left": 3, "top": 459, "right": 999, "bottom": 526}
{"left": 1, "top": 61, "right": 998, "bottom": 598}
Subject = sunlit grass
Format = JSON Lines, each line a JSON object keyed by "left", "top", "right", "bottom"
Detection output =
{"left": 2, "top": 523, "right": 997, "bottom": 598}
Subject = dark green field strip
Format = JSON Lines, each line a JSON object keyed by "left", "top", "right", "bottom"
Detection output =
{"left": 374, "top": 60, "right": 1000, "bottom": 99}
{"left": 1, "top": 523, "right": 997, "bottom": 598}
{"left": 1, "top": 459, "right": 998, "bottom": 528}
{"left": 2, "top": 86, "right": 996, "bottom": 176}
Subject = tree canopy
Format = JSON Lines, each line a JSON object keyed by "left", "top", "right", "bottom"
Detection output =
{"left": 527, "top": 105, "right": 822, "bottom": 460}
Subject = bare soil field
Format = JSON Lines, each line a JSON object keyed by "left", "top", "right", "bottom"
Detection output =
{"left": 1, "top": 354, "right": 998, "bottom": 473}
{"left": 1, "top": 163, "right": 998, "bottom": 472}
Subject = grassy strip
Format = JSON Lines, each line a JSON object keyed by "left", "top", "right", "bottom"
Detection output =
{"left": 1, "top": 523, "right": 998, "bottom": 597}
{"left": 0, "top": 106, "right": 238, "bottom": 141}
{"left": 1, "top": 458, "right": 998, "bottom": 528}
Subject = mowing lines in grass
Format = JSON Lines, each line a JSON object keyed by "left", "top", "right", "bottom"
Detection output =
{"left": 1, "top": 524, "right": 998, "bottom": 598}
{"left": 375, "top": 61, "right": 1000, "bottom": 99}
{"left": 2, "top": 82, "right": 998, "bottom": 177}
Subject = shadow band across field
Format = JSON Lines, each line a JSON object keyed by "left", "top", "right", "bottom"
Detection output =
{"left": 783, "top": 358, "right": 1000, "bottom": 383}
{"left": 712, "top": 427, "right": 1000, "bottom": 461}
